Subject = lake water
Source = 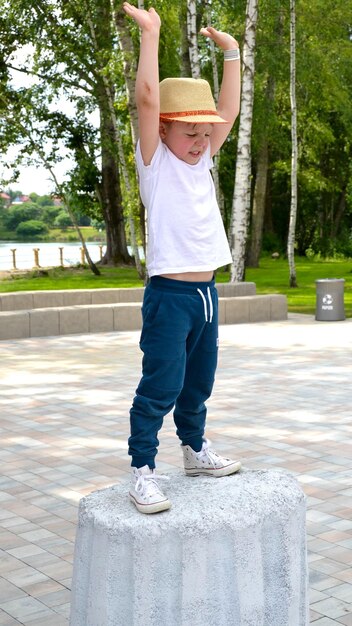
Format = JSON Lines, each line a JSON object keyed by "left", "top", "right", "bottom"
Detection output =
{"left": 0, "top": 241, "right": 107, "bottom": 271}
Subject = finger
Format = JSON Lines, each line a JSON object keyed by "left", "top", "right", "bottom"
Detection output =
{"left": 200, "top": 25, "right": 219, "bottom": 33}
{"left": 123, "top": 2, "right": 136, "bottom": 14}
{"left": 199, "top": 27, "right": 213, "bottom": 38}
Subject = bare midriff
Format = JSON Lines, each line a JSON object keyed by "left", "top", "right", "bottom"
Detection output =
{"left": 160, "top": 271, "right": 214, "bottom": 282}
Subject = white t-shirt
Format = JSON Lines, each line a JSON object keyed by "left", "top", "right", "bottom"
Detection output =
{"left": 136, "top": 139, "right": 232, "bottom": 277}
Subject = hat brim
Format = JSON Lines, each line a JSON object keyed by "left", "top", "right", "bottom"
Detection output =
{"left": 160, "top": 113, "right": 228, "bottom": 124}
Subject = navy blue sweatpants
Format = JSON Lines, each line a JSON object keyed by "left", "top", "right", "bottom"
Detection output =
{"left": 129, "top": 276, "right": 219, "bottom": 468}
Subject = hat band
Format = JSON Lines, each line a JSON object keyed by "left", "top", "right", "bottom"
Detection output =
{"left": 160, "top": 109, "right": 219, "bottom": 119}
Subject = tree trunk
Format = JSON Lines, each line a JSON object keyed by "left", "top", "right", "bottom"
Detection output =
{"left": 247, "top": 71, "right": 276, "bottom": 267}
{"left": 86, "top": 4, "right": 132, "bottom": 266}
{"left": 116, "top": 133, "right": 145, "bottom": 279}
{"left": 230, "top": 0, "right": 258, "bottom": 282}
{"left": 204, "top": 0, "right": 225, "bottom": 220}
{"left": 331, "top": 187, "right": 346, "bottom": 240}
{"left": 287, "top": 0, "right": 298, "bottom": 288}
{"left": 180, "top": 3, "right": 192, "bottom": 76}
{"left": 99, "top": 100, "right": 131, "bottom": 265}
{"left": 187, "top": 0, "right": 200, "bottom": 78}
{"left": 247, "top": 139, "right": 269, "bottom": 267}
{"left": 114, "top": 10, "right": 139, "bottom": 147}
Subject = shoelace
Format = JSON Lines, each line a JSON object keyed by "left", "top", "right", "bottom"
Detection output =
{"left": 135, "top": 472, "right": 169, "bottom": 497}
{"left": 196, "top": 443, "right": 223, "bottom": 468}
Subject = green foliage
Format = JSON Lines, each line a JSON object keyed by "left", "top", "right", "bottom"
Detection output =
{"left": 37, "top": 195, "right": 55, "bottom": 207}
{"left": 54, "top": 211, "right": 72, "bottom": 230}
{"left": 42, "top": 205, "right": 61, "bottom": 226}
{"left": 3, "top": 203, "right": 41, "bottom": 230}
{"left": 16, "top": 220, "right": 48, "bottom": 237}
{"left": 1, "top": 0, "right": 352, "bottom": 267}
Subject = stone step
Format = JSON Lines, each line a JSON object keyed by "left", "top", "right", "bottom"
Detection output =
{"left": 0, "top": 282, "right": 256, "bottom": 312}
{"left": 0, "top": 292, "right": 287, "bottom": 341}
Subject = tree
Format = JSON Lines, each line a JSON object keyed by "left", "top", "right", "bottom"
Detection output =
{"left": 2, "top": 0, "right": 351, "bottom": 275}
{"left": 187, "top": 0, "right": 201, "bottom": 78}
{"left": 3, "top": 203, "right": 41, "bottom": 231}
{"left": 287, "top": 0, "right": 298, "bottom": 287}
{"left": 247, "top": 2, "right": 284, "bottom": 267}
{"left": 0, "top": 0, "right": 131, "bottom": 266}
{"left": 230, "top": 0, "right": 258, "bottom": 282}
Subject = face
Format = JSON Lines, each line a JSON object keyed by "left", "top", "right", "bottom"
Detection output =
{"left": 159, "top": 121, "right": 213, "bottom": 165}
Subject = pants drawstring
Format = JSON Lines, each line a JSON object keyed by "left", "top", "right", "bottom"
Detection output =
{"left": 207, "top": 287, "right": 213, "bottom": 324}
{"left": 197, "top": 288, "right": 213, "bottom": 323}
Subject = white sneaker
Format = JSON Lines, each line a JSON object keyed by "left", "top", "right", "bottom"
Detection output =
{"left": 129, "top": 465, "right": 171, "bottom": 514}
{"left": 182, "top": 440, "right": 242, "bottom": 477}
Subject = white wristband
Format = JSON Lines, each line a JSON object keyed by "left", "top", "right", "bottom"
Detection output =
{"left": 224, "top": 48, "right": 240, "bottom": 61}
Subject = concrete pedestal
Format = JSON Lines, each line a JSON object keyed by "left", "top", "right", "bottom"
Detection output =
{"left": 70, "top": 470, "right": 308, "bottom": 626}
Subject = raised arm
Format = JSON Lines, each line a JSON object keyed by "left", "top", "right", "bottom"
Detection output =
{"left": 200, "top": 27, "right": 241, "bottom": 157}
{"left": 123, "top": 2, "right": 161, "bottom": 165}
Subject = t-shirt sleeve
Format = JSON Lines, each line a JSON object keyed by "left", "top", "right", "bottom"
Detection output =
{"left": 135, "top": 139, "right": 164, "bottom": 179}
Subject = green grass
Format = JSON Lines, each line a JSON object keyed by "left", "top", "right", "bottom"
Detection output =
{"left": 0, "top": 256, "right": 351, "bottom": 317}
{"left": 244, "top": 256, "right": 352, "bottom": 316}
{"left": 0, "top": 266, "right": 144, "bottom": 291}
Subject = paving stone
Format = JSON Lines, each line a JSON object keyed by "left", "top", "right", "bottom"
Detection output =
{"left": 0, "top": 314, "right": 351, "bottom": 625}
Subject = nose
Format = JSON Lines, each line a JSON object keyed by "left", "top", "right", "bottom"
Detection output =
{"left": 195, "top": 136, "right": 206, "bottom": 147}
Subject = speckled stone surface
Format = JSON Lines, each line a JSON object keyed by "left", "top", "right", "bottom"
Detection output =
{"left": 70, "top": 469, "right": 308, "bottom": 626}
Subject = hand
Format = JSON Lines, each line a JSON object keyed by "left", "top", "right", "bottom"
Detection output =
{"left": 123, "top": 2, "right": 161, "bottom": 32}
{"left": 200, "top": 26, "right": 239, "bottom": 51}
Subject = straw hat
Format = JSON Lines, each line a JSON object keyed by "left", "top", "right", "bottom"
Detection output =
{"left": 159, "top": 77, "right": 228, "bottom": 124}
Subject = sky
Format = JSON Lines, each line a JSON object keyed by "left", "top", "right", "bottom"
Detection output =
{"left": 12, "top": 168, "right": 57, "bottom": 196}
{"left": 1, "top": 152, "right": 71, "bottom": 196}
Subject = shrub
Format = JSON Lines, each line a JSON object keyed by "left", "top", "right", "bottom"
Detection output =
{"left": 16, "top": 220, "right": 48, "bottom": 237}
{"left": 54, "top": 211, "right": 72, "bottom": 229}
{"left": 42, "top": 205, "right": 61, "bottom": 226}
{"left": 3, "top": 203, "right": 41, "bottom": 230}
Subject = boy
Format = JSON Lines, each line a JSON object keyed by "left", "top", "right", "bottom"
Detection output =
{"left": 123, "top": 2, "right": 241, "bottom": 514}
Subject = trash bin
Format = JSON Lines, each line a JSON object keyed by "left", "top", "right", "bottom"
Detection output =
{"left": 315, "top": 278, "right": 345, "bottom": 321}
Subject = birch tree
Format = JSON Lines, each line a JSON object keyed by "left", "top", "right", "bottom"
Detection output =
{"left": 230, "top": 0, "right": 258, "bottom": 282}
{"left": 187, "top": 0, "right": 201, "bottom": 78}
{"left": 204, "top": 0, "right": 224, "bottom": 218}
{"left": 287, "top": 0, "right": 298, "bottom": 287}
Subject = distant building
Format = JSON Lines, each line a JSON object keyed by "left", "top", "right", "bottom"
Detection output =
{"left": 0, "top": 192, "right": 11, "bottom": 208}
{"left": 11, "top": 195, "right": 31, "bottom": 205}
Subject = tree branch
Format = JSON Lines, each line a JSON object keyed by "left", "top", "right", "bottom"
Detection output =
{"left": 6, "top": 63, "right": 95, "bottom": 94}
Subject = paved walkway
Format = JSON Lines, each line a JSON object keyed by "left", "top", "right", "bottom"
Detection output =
{"left": 0, "top": 314, "right": 351, "bottom": 626}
